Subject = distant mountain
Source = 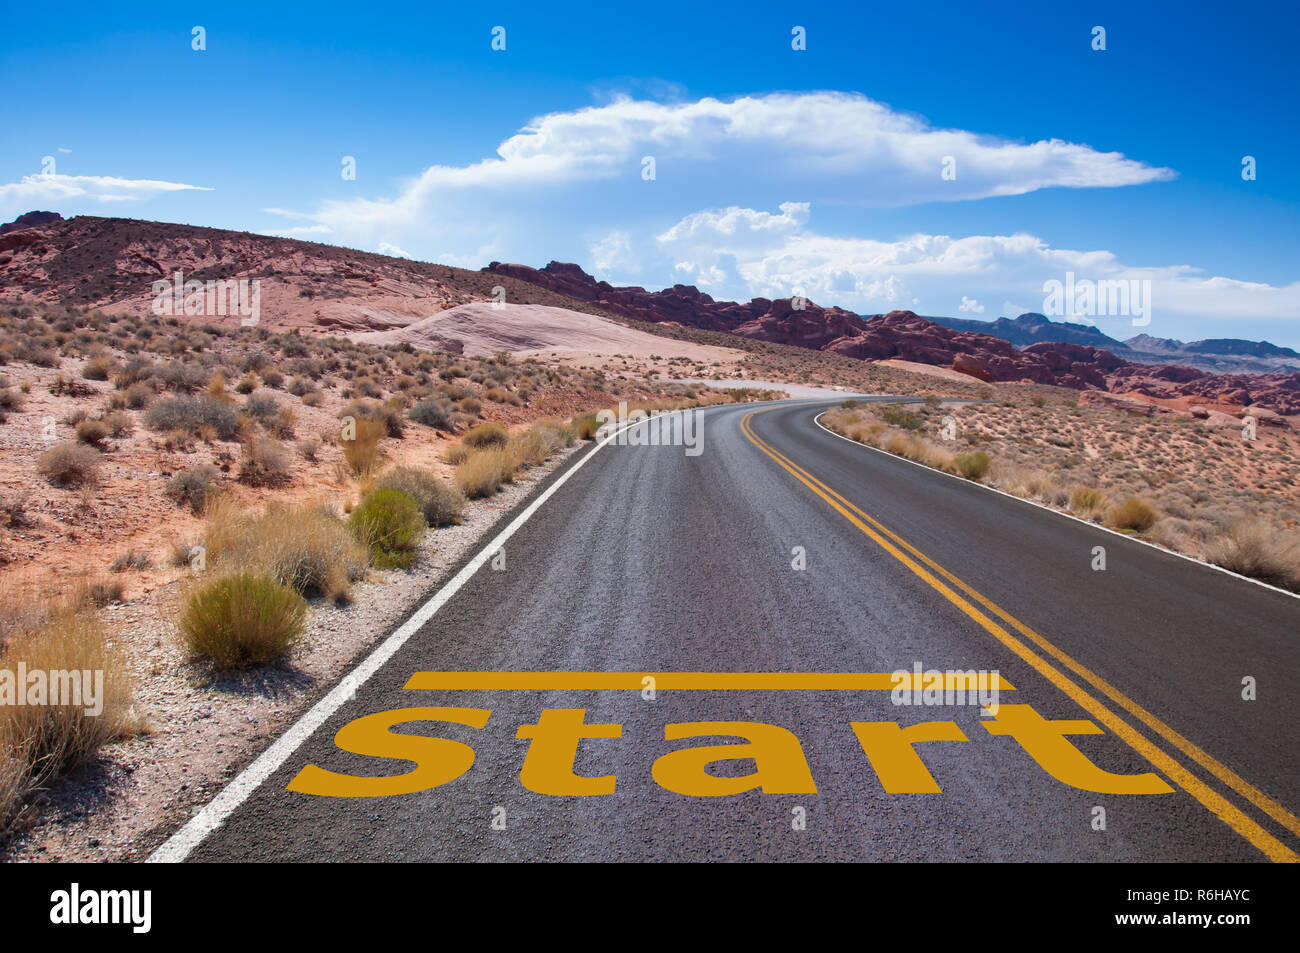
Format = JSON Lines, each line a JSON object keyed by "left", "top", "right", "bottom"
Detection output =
{"left": 929, "top": 312, "right": 1299, "bottom": 375}
{"left": 1122, "top": 333, "right": 1300, "bottom": 373}
{"left": 928, "top": 312, "right": 1125, "bottom": 350}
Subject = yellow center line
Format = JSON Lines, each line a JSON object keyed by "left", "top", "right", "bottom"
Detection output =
{"left": 740, "top": 408, "right": 1298, "bottom": 863}
{"left": 403, "top": 672, "right": 1015, "bottom": 691}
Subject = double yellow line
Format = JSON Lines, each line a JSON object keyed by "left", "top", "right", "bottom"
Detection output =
{"left": 740, "top": 408, "right": 1299, "bottom": 862}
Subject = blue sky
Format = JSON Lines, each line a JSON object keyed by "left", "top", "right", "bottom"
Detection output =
{"left": 3, "top": 0, "right": 1298, "bottom": 345}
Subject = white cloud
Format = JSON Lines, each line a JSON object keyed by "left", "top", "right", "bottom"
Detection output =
{"left": 377, "top": 241, "right": 411, "bottom": 258}
{"left": 653, "top": 203, "right": 1300, "bottom": 341}
{"left": 589, "top": 231, "right": 634, "bottom": 278}
{"left": 258, "top": 224, "right": 333, "bottom": 238}
{"left": 279, "top": 91, "right": 1173, "bottom": 248}
{"left": 0, "top": 173, "right": 211, "bottom": 211}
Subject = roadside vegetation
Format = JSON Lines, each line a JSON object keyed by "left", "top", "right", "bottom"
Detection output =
{"left": 823, "top": 395, "right": 1300, "bottom": 592}
{"left": 0, "top": 586, "right": 139, "bottom": 840}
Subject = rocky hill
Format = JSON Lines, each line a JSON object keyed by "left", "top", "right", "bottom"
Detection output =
{"left": 2, "top": 214, "right": 1296, "bottom": 414}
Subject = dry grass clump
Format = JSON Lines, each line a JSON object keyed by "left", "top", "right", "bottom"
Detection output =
{"left": 1203, "top": 521, "right": 1300, "bottom": 591}
{"left": 1069, "top": 487, "right": 1108, "bottom": 521}
{"left": 441, "top": 443, "right": 473, "bottom": 466}
{"left": 375, "top": 467, "right": 466, "bottom": 527}
{"left": 36, "top": 441, "right": 102, "bottom": 486}
{"left": 1106, "top": 496, "right": 1159, "bottom": 533}
{"left": 463, "top": 422, "right": 508, "bottom": 449}
{"left": 201, "top": 499, "right": 367, "bottom": 603}
{"left": 0, "top": 591, "right": 136, "bottom": 837}
{"left": 573, "top": 412, "right": 601, "bottom": 440}
{"left": 452, "top": 420, "right": 576, "bottom": 499}
{"left": 953, "top": 451, "right": 991, "bottom": 482}
{"left": 341, "top": 417, "right": 387, "bottom": 478}
{"left": 454, "top": 448, "right": 514, "bottom": 499}
{"left": 178, "top": 571, "right": 306, "bottom": 668}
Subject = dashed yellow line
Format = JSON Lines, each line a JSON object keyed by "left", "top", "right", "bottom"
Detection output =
{"left": 741, "top": 409, "right": 1298, "bottom": 863}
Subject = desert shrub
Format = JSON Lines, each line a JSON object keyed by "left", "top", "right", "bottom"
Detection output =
{"left": 166, "top": 464, "right": 221, "bottom": 514}
{"left": 376, "top": 467, "right": 466, "bottom": 527}
{"left": 238, "top": 436, "right": 292, "bottom": 487}
{"left": 1069, "top": 487, "right": 1108, "bottom": 520}
{"left": 1203, "top": 521, "right": 1300, "bottom": 590}
{"left": 82, "top": 356, "right": 113, "bottom": 380}
{"left": 454, "top": 448, "right": 513, "bottom": 499}
{"left": 101, "top": 411, "right": 132, "bottom": 437}
{"left": 83, "top": 577, "right": 125, "bottom": 607}
{"left": 484, "top": 387, "right": 509, "bottom": 403}
{"left": 348, "top": 489, "right": 425, "bottom": 569}
{"left": 110, "top": 549, "right": 152, "bottom": 572}
{"left": 341, "top": 416, "right": 387, "bottom": 477}
{"left": 179, "top": 571, "right": 306, "bottom": 668}
{"left": 0, "top": 601, "right": 135, "bottom": 836}
{"left": 74, "top": 418, "right": 111, "bottom": 446}
{"left": 506, "top": 423, "right": 567, "bottom": 470}
{"left": 244, "top": 392, "right": 280, "bottom": 424}
{"left": 877, "top": 403, "right": 925, "bottom": 431}
{"left": 234, "top": 372, "right": 259, "bottom": 395}
{"left": 408, "top": 400, "right": 453, "bottom": 431}
{"left": 442, "top": 443, "right": 472, "bottom": 466}
{"left": 202, "top": 500, "right": 366, "bottom": 601}
{"left": 1107, "top": 496, "right": 1158, "bottom": 533}
{"left": 144, "top": 395, "right": 239, "bottom": 440}
{"left": 122, "top": 381, "right": 153, "bottom": 409}
{"left": 301, "top": 391, "right": 325, "bottom": 408}
{"left": 460, "top": 396, "right": 482, "bottom": 415}
{"left": 36, "top": 441, "right": 101, "bottom": 486}
{"left": 463, "top": 422, "right": 507, "bottom": 449}
{"left": 573, "top": 412, "right": 601, "bottom": 440}
{"left": 953, "top": 451, "right": 991, "bottom": 482}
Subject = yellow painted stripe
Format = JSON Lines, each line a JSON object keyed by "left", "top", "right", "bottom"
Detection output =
{"left": 808, "top": 412, "right": 1300, "bottom": 843}
{"left": 741, "top": 409, "right": 1298, "bottom": 863}
{"left": 404, "top": 671, "right": 1014, "bottom": 691}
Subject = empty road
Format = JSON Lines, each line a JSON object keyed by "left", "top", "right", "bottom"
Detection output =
{"left": 154, "top": 398, "right": 1300, "bottom": 862}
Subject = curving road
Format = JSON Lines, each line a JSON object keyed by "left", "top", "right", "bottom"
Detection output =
{"left": 159, "top": 398, "right": 1300, "bottom": 862}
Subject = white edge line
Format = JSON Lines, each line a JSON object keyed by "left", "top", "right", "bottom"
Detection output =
{"left": 811, "top": 409, "right": 1300, "bottom": 602}
{"left": 147, "top": 411, "right": 671, "bottom": 863}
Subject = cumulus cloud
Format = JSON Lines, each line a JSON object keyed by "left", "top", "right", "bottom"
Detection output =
{"left": 276, "top": 91, "right": 1173, "bottom": 249}
{"left": 959, "top": 296, "right": 985, "bottom": 313}
{"left": 0, "top": 172, "right": 211, "bottom": 211}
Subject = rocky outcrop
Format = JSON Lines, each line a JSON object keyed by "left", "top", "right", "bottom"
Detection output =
{"left": 0, "top": 210, "right": 62, "bottom": 237}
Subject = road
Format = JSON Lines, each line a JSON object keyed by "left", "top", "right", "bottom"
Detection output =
{"left": 159, "top": 398, "right": 1300, "bottom": 862}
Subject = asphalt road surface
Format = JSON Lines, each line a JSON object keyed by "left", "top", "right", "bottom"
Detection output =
{"left": 160, "top": 398, "right": 1300, "bottom": 862}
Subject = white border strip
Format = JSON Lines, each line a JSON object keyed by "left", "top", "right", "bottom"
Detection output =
{"left": 148, "top": 413, "right": 660, "bottom": 863}
{"left": 812, "top": 410, "right": 1300, "bottom": 601}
